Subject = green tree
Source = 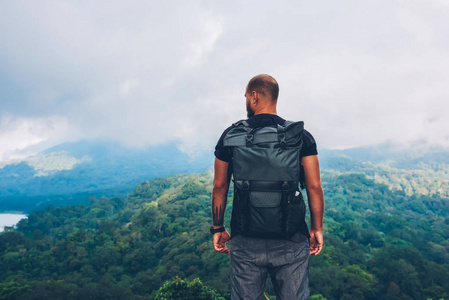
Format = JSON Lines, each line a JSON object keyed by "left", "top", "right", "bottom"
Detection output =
{"left": 154, "top": 277, "right": 225, "bottom": 300}
{"left": 309, "top": 295, "right": 327, "bottom": 300}
{"left": 0, "top": 280, "right": 32, "bottom": 300}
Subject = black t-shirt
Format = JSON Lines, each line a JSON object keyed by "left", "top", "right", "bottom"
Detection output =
{"left": 214, "top": 114, "right": 318, "bottom": 163}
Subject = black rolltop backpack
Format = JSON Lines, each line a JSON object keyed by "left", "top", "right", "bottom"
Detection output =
{"left": 224, "top": 119, "right": 310, "bottom": 239}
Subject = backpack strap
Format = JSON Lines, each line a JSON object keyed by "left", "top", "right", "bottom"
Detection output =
{"left": 232, "top": 119, "right": 250, "bottom": 127}
{"left": 299, "top": 164, "right": 306, "bottom": 190}
{"left": 283, "top": 120, "right": 294, "bottom": 126}
{"left": 277, "top": 125, "right": 287, "bottom": 150}
{"left": 277, "top": 120, "right": 295, "bottom": 150}
{"left": 231, "top": 120, "right": 254, "bottom": 147}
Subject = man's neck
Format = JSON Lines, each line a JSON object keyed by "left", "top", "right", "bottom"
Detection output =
{"left": 254, "top": 108, "right": 277, "bottom": 115}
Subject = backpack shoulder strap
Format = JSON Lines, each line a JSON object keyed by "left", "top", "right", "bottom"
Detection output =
{"left": 282, "top": 120, "right": 294, "bottom": 127}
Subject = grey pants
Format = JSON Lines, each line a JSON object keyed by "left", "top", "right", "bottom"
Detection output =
{"left": 230, "top": 234, "right": 310, "bottom": 300}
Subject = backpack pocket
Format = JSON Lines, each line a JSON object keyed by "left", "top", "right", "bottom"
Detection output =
{"left": 286, "top": 192, "right": 310, "bottom": 238}
{"left": 248, "top": 191, "right": 283, "bottom": 235}
{"left": 231, "top": 187, "right": 250, "bottom": 235}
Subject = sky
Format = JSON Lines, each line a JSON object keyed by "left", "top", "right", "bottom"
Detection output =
{"left": 0, "top": 0, "right": 448, "bottom": 161}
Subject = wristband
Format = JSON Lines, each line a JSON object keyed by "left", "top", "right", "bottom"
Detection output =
{"left": 210, "top": 226, "right": 225, "bottom": 234}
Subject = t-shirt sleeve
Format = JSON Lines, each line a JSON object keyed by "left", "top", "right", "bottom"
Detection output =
{"left": 214, "top": 126, "right": 233, "bottom": 163}
{"left": 301, "top": 130, "right": 318, "bottom": 157}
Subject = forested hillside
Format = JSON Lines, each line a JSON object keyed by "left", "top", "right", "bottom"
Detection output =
{"left": 1, "top": 142, "right": 447, "bottom": 213}
{"left": 320, "top": 146, "right": 449, "bottom": 198}
{"left": 0, "top": 141, "right": 212, "bottom": 212}
{"left": 1, "top": 171, "right": 448, "bottom": 299}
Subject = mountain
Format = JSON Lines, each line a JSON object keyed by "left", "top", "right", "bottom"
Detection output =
{"left": 0, "top": 140, "right": 447, "bottom": 212}
{"left": 0, "top": 140, "right": 213, "bottom": 212}
{"left": 319, "top": 144, "right": 449, "bottom": 197}
{"left": 320, "top": 142, "right": 449, "bottom": 170}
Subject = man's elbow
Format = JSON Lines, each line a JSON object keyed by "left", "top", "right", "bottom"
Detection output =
{"left": 306, "top": 183, "right": 323, "bottom": 196}
{"left": 213, "top": 181, "right": 229, "bottom": 195}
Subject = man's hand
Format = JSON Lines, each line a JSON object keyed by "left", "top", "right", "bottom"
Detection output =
{"left": 309, "top": 229, "right": 323, "bottom": 256}
{"left": 211, "top": 158, "right": 231, "bottom": 254}
{"left": 213, "top": 230, "right": 231, "bottom": 255}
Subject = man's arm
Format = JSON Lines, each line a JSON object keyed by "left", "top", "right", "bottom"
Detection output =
{"left": 211, "top": 157, "right": 231, "bottom": 254}
{"left": 302, "top": 155, "right": 324, "bottom": 256}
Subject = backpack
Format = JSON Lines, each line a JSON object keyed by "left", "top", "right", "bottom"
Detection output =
{"left": 224, "top": 119, "right": 310, "bottom": 239}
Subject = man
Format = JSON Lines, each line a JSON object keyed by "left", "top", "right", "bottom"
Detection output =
{"left": 211, "top": 74, "right": 324, "bottom": 299}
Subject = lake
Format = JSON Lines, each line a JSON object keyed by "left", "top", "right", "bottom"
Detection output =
{"left": 0, "top": 214, "right": 28, "bottom": 232}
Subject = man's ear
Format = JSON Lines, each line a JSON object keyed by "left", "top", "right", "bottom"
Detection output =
{"left": 252, "top": 91, "right": 259, "bottom": 104}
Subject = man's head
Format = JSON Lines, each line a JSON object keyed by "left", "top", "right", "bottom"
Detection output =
{"left": 245, "top": 74, "right": 279, "bottom": 118}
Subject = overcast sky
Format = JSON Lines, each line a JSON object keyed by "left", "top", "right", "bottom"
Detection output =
{"left": 1, "top": 0, "right": 448, "bottom": 161}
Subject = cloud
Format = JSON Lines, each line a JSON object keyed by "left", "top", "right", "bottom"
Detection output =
{"left": 0, "top": 0, "right": 448, "bottom": 161}
{"left": 119, "top": 79, "right": 141, "bottom": 97}
{"left": 0, "top": 115, "right": 73, "bottom": 161}
{"left": 181, "top": 11, "right": 223, "bottom": 68}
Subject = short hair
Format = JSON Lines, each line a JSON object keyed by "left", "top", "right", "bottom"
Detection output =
{"left": 246, "top": 74, "right": 279, "bottom": 101}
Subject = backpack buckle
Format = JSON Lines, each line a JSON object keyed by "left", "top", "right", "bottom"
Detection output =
{"left": 277, "top": 125, "right": 287, "bottom": 150}
{"left": 278, "top": 133, "right": 287, "bottom": 149}
{"left": 282, "top": 181, "right": 290, "bottom": 191}
{"left": 246, "top": 133, "right": 254, "bottom": 147}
